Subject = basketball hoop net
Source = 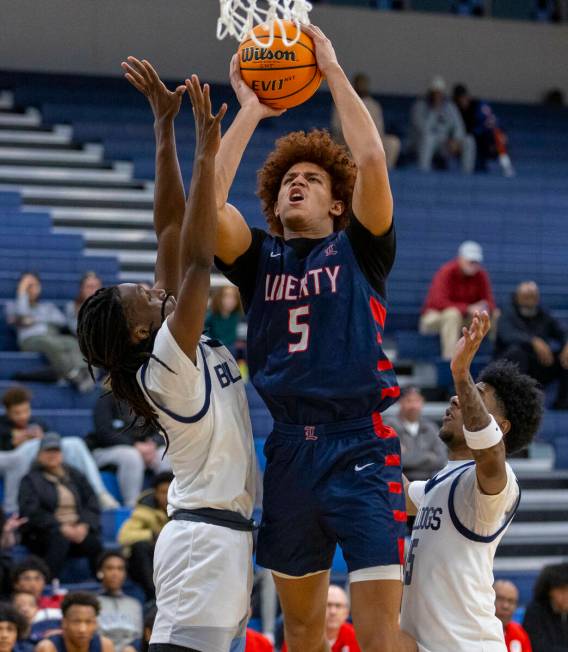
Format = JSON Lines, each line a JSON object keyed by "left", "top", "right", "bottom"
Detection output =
{"left": 217, "top": 0, "right": 312, "bottom": 47}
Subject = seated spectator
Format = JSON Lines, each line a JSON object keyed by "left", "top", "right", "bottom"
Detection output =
{"left": 0, "top": 387, "right": 118, "bottom": 512}
{"left": 493, "top": 580, "right": 532, "bottom": 652}
{"left": 453, "top": 84, "right": 515, "bottom": 176}
{"left": 5, "top": 273, "right": 93, "bottom": 393}
{"left": 12, "top": 592, "right": 61, "bottom": 645}
{"left": 282, "top": 585, "right": 360, "bottom": 652}
{"left": 523, "top": 563, "right": 568, "bottom": 652}
{"left": 408, "top": 76, "right": 475, "bottom": 173}
{"left": 452, "top": 0, "right": 485, "bottom": 15}
{"left": 89, "top": 392, "right": 169, "bottom": 508}
{"left": 384, "top": 386, "right": 446, "bottom": 481}
{"left": 18, "top": 434, "right": 103, "bottom": 579}
{"left": 532, "top": 0, "right": 562, "bottom": 22}
{"left": 496, "top": 281, "right": 568, "bottom": 410}
{"left": 65, "top": 273, "right": 102, "bottom": 335}
{"left": 117, "top": 473, "right": 172, "bottom": 600}
{"left": 331, "top": 73, "right": 400, "bottom": 169}
{"left": 10, "top": 559, "right": 61, "bottom": 610}
{"left": 0, "top": 512, "right": 27, "bottom": 599}
{"left": 96, "top": 552, "right": 143, "bottom": 652}
{"left": 205, "top": 286, "right": 246, "bottom": 355}
{"left": 0, "top": 604, "right": 28, "bottom": 652}
{"left": 36, "top": 593, "right": 114, "bottom": 652}
{"left": 419, "top": 241, "right": 496, "bottom": 359}
{"left": 122, "top": 607, "right": 155, "bottom": 652}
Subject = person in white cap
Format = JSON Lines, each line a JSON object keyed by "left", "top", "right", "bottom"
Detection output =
{"left": 408, "top": 76, "right": 476, "bottom": 173}
{"left": 419, "top": 241, "right": 496, "bottom": 359}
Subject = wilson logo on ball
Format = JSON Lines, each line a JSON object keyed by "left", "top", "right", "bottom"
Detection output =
{"left": 240, "top": 47, "right": 297, "bottom": 63}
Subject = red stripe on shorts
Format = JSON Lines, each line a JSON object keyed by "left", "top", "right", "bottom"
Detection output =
{"left": 376, "top": 332, "right": 383, "bottom": 345}
{"left": 381, "top": 386, "right": 401, "bottom": 400}
{"left": 388, "top": 481, "right": 403, "bottom": 494}
{"left": 393, "top": 510, "right": 407, "bottom": 523}
{"left": 398, "top": 537, "right": 406, "bottom": 564}
{"left": 385, "top": 454, "right": 401, "bottom": 467}
{"left": 372, "top": 412, "right": 397, "bottom": 439}
{"left": 377, "top": 359, "right": 394, "bottom": 372}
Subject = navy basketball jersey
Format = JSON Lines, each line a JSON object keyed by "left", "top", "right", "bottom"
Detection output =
{"left": 246, "top": 229, "right": 399, "bottom": 424}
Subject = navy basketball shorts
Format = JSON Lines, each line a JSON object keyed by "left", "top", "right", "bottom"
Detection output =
{"left": 256, "top": 413, "right": 407, "bottom": 581}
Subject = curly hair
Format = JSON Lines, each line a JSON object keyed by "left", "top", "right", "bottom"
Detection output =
{"left": 533, "top": 563, "right": 568, "bottom": 606}
{"left": 478, "top": 359, "right": 544, "bottom": 455}
{"left": 257, "top": 129, "right": 357, "bottom": 236}
{"left": 0, "top": 603, "right": 29, "bottom": 638}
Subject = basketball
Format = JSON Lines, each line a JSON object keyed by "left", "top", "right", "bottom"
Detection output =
{"left": 238, "top": 21, "right": 322, "bottom": 110}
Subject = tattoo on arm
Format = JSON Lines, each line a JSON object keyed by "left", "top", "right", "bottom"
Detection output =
{"left": 454, "top": 374, "right": 491, "bottom": 432}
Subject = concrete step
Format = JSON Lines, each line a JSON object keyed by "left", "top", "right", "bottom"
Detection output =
{"left": 0, "top": 108, "right": 41, "bottom": 128}
{"left": 0, "top": 125, "right": 72, "bottom": 146}
{"left": 0, "top": 143, "right": 105, "bottom": 166}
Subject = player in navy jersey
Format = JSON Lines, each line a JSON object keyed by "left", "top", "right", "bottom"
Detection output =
{"left": 213, "top": 25, "right": 412, "bottom": 652}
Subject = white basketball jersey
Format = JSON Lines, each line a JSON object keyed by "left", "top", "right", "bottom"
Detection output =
{"left": 137, "top": 321, "right": 256, "bottom": 518}
{"left": 401, "top": 460, "right": 520, "bottom": 652}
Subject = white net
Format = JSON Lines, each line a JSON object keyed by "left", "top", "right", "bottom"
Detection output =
{"left": 217, "top": 0, "right": 312, "bottom": 47}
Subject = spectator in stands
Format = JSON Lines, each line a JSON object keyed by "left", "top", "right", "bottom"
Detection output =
{"left": 122, "top": 607, "right": 156, "bottom": 652}
{"left": 18, "top": 434, "right": 103, "bottom": 579}
{"left": 408, "top": 76, "right": 476, "bottom": 173}
{"left": 0, "top": 387, "right": 118, "bottom": 512}
{"left": 10, "top": 558, "right": 61, "bottom": 610}
{"left": 12, "top": 591, "right": 61, "bottom": 645}
{"left": 493, "top": 580, "right": 532, "bottom": 652}
{"left": 453, "top": 84, "right": 515, "bottom": 176}
{"left": 96, "top": 552, "right": 143, "bottom": 652}
{"left": 495, "top": 281, "right": 568, "bottom": 410}
{"left": 523, "top": 562, "right": 568, "bottom": 652}
{"left": 384, "top": 386, "right": 446, "bottom": 481}
{"left": 5, "top": 273, "right": 93, "bottom": 393}
{"left": 89, "top": 392, "right": 169, "bottom": 508}
{"left": 451, "top": 0, "right": 485, "bottom": 15}
{"left": 532, "top": 0, "right": 562, "bottom": 22}
{"left": 331, "top": 73, "right": 401, "bottom": 169}
{"left": 0, "top": 603, "right": 28, "bottom": 652}
{"left": 36, "top": 592, "right": 114, "bottom": 652}
{"left": 419, "top": 241, "right": 496, "bottom": 359}
{"left": 282, "top": 585, "right": 360, "bottom": 652}
{"left": 117, "top": 472, "right": 172, "bottom": 600}
{"left": 205, "top": 286, "right": 246, "bottom": 355}
{"left": 65, "top": 273, "right": 102, "bottom": 335}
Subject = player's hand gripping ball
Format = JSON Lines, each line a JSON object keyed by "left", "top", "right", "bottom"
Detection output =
{"left": 238, "top": 20, "right": 322, "bottom": 110}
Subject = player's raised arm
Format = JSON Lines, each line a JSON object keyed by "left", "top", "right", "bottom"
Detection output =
{"left": 214, "top": 55, "right": 284, "bottom": 265}
{"left": 168, "top": 77, "right": 227, "bottom": 363}
{"left": 303, "top": 25, "right": 393, "bottom": 236}
{"left": 121, "top": 57, "right": 186, "bottom": 296}
{"left": 450, "top": 312, "right": 508, "bottom": 495}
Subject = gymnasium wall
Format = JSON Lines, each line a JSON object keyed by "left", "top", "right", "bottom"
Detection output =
{"left": 0, "top": 0, "right": 566, "bottom": 102}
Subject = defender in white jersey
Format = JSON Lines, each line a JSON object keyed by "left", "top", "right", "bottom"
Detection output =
{"left": 77, "top": 67, "right": 254, "bottom": 652}
{"left": 400, "top": 312, "right": 543, "bottom": 652}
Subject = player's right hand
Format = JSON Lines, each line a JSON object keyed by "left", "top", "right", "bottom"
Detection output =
{"left": 121, "top": 56, "right": 186, "bottom": 123}
{"left": 186, "top": 75, "right": 227, "bottom": 159}
{"left": 229, "top": 54, "right": 285, "bottom": 119}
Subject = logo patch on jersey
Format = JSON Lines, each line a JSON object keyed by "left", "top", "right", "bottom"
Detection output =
{"left": 264, "top": 266, "right": 341, "bottom": 302}
{"left": 324, "top": 243, "right": 338, "bottom": 256}
{"left": 214, "top": 361, "right": 242, "bottom": 389}
{"left": 270, "top": 251, "right": 282, "bottom": 258}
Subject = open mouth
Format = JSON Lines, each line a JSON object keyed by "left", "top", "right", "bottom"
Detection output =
{"left": 289, "top": 189, "right": 305, "bottom": 204}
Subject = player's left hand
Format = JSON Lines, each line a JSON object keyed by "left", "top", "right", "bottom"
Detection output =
{"left": 301, "top": 24, "right": 339, "bottom": 77}
{"left": 121, "top": 56, "right": 186, "bottom": 124}
{"left": 450, "top": 311, "right": 491, "bottom": 379}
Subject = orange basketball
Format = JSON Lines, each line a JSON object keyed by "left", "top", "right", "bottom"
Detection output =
{"left": 238, "top": 21, "right": 322, "bottom": 110}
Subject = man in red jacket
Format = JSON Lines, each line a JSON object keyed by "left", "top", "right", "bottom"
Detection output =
{"left": 494, "top": 580, "right": 532, "bottom": 651}
{"left": 419, "top": 241, "right": 496, "bottom": 359}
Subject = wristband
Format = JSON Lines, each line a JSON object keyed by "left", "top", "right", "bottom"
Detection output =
{"left": 463, "top": 415, "right": 503, "bottom": 450}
